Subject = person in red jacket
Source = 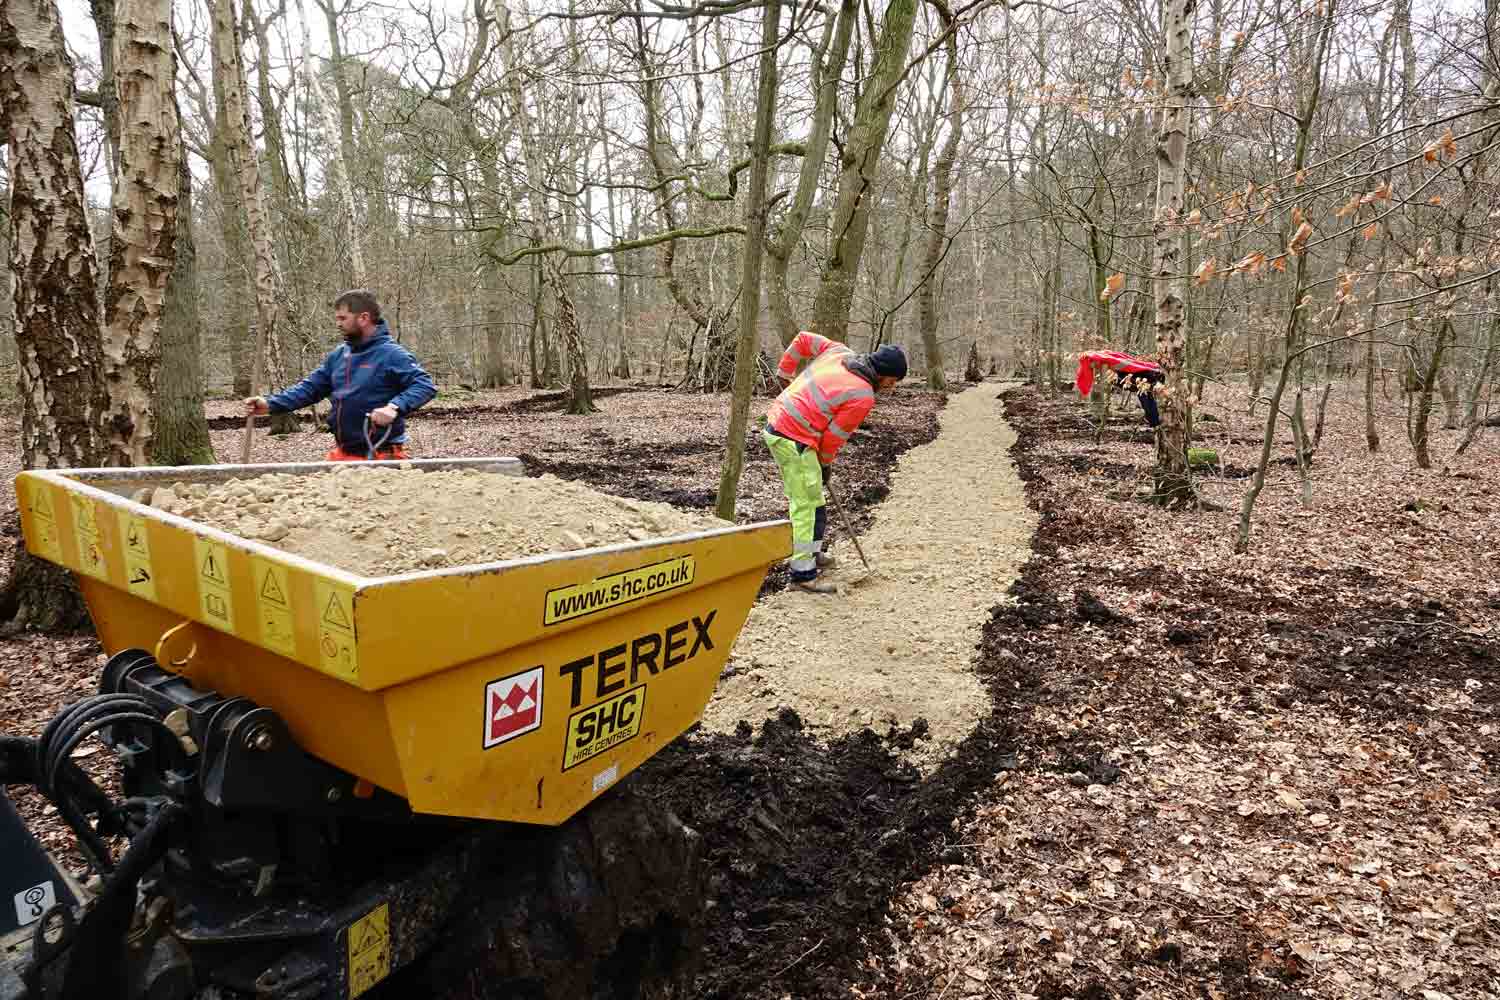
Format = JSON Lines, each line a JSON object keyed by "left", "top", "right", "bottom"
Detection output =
{"left": 763, "top": 333, "right": 907, "bottom": 594}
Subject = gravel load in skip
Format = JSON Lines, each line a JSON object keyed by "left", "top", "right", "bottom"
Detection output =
{"left": 142, "top": 467, "right": 725, "bottom": 577}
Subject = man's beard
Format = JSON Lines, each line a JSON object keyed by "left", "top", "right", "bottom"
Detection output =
{"left": 342, "top": 330, "right": 361, "bottom": 345}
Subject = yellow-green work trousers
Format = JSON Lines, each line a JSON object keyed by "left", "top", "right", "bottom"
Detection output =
{"left": 762, "top": 428, "right": 827, "bottom": 581}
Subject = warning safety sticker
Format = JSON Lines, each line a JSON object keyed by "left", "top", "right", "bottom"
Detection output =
{"left": 118, "top": 512, "right": 156, "bottom": 601}
{"left": 346, "top": 902, "right": 390, "bottom": 998}
{"left": 25, "top": 482, "right": 62, "bottom": 562}
{"left": 314, "top": 579, "right": 358, "bottom": 680}
{"left": 252, "top": 557, "right": 296, "bottom": 656}
{"left": 193, "top": 536, "right": 235, "bottom": 632}
{"left": 68, "top": 494, "right": 107, "bottom": 581}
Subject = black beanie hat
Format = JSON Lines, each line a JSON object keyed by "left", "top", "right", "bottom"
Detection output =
{"left": 868, "top": 344, "right": 908, "bottom": 379}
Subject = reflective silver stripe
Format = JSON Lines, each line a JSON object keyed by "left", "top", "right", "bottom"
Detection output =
{"left": 790, "top": 555, "right": 815, "bottom": 571}
{"left": 779, "top": 402, "right": 821, "bottom": 438}
{"left": 827, "top": 423, "right": 852, "bottom": 441}
{"left": 805, "top": 381, "right": 836, "bottom": 419}
{"left": 793, "top": 541, "right": 817, "bottom": 553}
{"left": 826, "top": 386, "right": 873, "bottom": 406}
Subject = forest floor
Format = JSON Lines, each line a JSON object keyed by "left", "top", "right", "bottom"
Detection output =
{"left": 1, "top": 378, "right": 1497, "bottom": 999}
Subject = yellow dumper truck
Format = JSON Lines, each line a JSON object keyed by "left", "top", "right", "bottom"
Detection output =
{"left": 0, "top": 458, "right": 788, "bottom": 1000}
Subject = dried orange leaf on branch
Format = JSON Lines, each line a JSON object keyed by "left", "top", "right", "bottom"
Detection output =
{"left": 1101, "top": 273, "right": 1125, "bottom": 301}
{"left": 1236, "top": 251, "right": 1267, "bottom": 275}
{"left": 1362, "top": 222, "right": 1380, "bottom": 240}
{"left": 1288, "top": 221, "right": 1314, "bottom": 254}
{"left": 1194, "top": 258, "right": 1218, "bottom": 284}
{"left": 1440, "top": 127, "right": 1458, "bottom": 160}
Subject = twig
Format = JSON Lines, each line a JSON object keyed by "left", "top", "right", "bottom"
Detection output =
{"left": 936, "top": 942, "right": 989, "bottom": 1000}
{"left": 1370, "top": 617, "right": 1483, "bottom": 635}
{"left": 767, "top": 937, "right": 823, "bottom": 982}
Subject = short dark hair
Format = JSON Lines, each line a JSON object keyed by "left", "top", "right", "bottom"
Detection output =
{"left": 334, "top": 289, "right": 382, "bottom": 321}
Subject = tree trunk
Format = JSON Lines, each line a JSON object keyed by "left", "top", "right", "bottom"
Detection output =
{"left": 88, "top": 0, "right": 122, "bottom": 177}
{"left": 527, "top": 256, "right": 542, "bottom": 388}
{"left": 1, "top": 0, "right": 112, "bottom": 630}
{"left": 598, "top": 84, "right": 630, "bottom": 380}
{"left": 766, "top": 0, "right": 854, "bottom": 347}
{"left": 1438, "top": 368, "right": 1460, "bottom": 429}
{"left": 101, "top": 0, "right": 180, "bottom": 467}
{"left": 207, "top": 104, "right": 253, "bottom": 396}
{"left": 1, "top": 0, "right": 112, "bottom": 468}
{"left": 153, "top": 155, "right": 214, "bottom": 465}
{"left": 209, "top": 0, "right": 287, "bottom": 454}
{"left": 715, "top": 0, "right": 780, "bottom": 522}
{"left": 1364, "top": 246, "right": 1386, "bottom": 452}
{"left": 1149, "top": 0, "right": 1197, "bottom": 507}
{"left": 546, "top": 261, "right": 595, "bottom": 415}
{"left": 917, "top": 10, "right": 962, "bottom": 392}
{"left": 1412, "top": 321, "right": 1452, "bottom": 469}
{"left": 633, "top": 24, "right": 720, "bottom": 357}
{"left": 809, "top": 0, "right": 920, "bottom": 342}
{"left": 296, "top": 0, "right": 363, "bottom": 284}
{"left": 1455, "top": 314, "right": 1499, "bottom": 455}
{"left": 318, "top": 0, "right": 359, "bottom": 213}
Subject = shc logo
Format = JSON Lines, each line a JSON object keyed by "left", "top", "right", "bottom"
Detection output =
{"left": 483, "top": 667, "right": 544, "bottom": 749}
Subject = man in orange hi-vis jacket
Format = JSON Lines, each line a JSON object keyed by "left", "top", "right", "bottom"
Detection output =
{"left": 763, "top": 333, "right": 907, "bottom": 594}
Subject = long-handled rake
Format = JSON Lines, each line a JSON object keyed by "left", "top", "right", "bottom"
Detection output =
{"left": 825, "top": 481, "right": 877, "bottom": 584}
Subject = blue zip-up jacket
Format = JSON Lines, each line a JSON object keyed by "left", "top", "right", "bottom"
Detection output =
{"left": 265, "top": 322, "right": 437, "bottom": 449}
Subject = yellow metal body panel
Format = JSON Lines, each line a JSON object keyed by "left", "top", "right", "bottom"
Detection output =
{"left": 15, "top": 461, "right": 790, "bottom": 825}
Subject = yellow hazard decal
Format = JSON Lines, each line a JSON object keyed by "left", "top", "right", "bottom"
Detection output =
{"left": 193, "top": 536, "right": 235, "bottom": 632}
{"left": 118, "top": 512, "right": 156, "bottom": 601}
{"left": 346, "top": 902, "right": 390, "bottom": 998}
{"left": 563, "top": 684, "right": 645, "bottom": 770}
{"left": 252, "top": 557, "right": 296, "bottom": 656}
{"left": 315, "top": 579, "right": 358, "bottom": 680}
{"left": 543, "top": 555, "right": 695, "bottom": 626}
{"left": 25, "top": 481, "right": 62, "bottom": 562}
{"left": 68, "top": 494, "right": 107, "bottom": 581}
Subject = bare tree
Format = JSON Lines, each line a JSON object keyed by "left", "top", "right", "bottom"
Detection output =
{"left": 916, "top": 0, "right": 964, "bottom": 389}
{"left": 809, "top": 0, "right": 921, "bottom": 341}
{"left": 1, "top": 0, "right": 112, "bottom": 628}
{"left": 101, "top": 0, "right": 181, "bottom": 466}
{"left": 716, "top": 0, "right": 781, "bottom": 521}
{"left": 209, "top": 0, "right": 291, "bottom": 454}
{"left": 1148, "top": 0, "right": 1197, "bottom": 506}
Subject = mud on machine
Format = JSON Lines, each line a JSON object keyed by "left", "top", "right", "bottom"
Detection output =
{"left": 0, "top": 458, "right": 789, "bottom": 1000}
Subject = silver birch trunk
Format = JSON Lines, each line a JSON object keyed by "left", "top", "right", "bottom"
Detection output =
{"left": 1150, "top": 0, "right": 1196, "bottom": 505}
{"left": 101, "top": 0, "right": 180, "bottom": 466}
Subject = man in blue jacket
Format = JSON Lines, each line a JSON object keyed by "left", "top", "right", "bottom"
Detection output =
{"left": 245, "top": 290, "right": 438, "bottom": 460}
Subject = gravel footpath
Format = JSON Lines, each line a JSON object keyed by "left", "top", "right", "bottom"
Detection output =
{"left": 703, "top": 382, "right": 1036, "bottom": 767}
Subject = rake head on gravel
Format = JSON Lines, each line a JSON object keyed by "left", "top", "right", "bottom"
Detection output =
{"left": 826, "top": 483, "right": 880, "bottom": 588}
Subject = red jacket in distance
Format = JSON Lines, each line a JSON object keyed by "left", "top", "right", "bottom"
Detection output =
{"left": 1075, "top": 350, "right": 1165, "bottom": 396}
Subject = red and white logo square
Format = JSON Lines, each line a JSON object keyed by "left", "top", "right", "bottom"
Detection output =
{"left": 483, "top": 667, "right": 543, "bottom": 749}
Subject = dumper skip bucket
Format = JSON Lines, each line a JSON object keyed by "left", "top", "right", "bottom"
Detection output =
{"left": 15, "top": 459, "right": 790, "bottom": 825}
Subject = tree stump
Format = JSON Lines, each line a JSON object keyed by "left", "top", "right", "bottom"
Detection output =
{"left": 964, "top": 343, "right": 982, "bottom": 382}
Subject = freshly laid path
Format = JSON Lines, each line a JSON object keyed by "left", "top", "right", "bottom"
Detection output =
{"left": 703, "top": 382, "right": 1036, "bottom": 766}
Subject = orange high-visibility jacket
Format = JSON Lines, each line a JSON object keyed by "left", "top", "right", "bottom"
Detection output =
{"left": 767, "top": 332, "right": 875, "bottom": 465}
